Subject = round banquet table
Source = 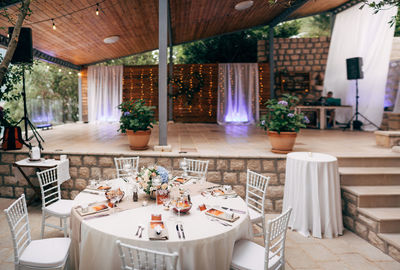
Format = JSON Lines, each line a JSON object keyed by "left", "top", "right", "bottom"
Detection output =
{"left": 70, "top": 179, "right": 252, "bottom": 270}
{"left": 282, "top": 152, "right": 343, "bottom": 238}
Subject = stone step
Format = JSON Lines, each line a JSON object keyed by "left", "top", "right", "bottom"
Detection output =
{"left": 378, "top": 233, "right": 400, "bottom": 254}
{"left": 341, "top": 186, "right": 400, "bottom": 207}
{"left": 339, "top": 167, "right": 400, "bottom": 186}
{"left": 358, "top": 207, "right": 400, "bottom": 233}
{"left": 338, "top": 157, "right": 400, "bottom": 167}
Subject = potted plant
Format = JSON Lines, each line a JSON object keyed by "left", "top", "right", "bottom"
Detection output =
{"left": 259, "top": 94, "right": 309, "bottom": 154}
{"left": 118, "top": 99, "right": 156, "bottom": 150}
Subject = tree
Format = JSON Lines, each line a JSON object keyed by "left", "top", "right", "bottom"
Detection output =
{"left": 101, "top": 50, "right": 158, "bottom": 66}
{"left": 175, "top": 21, "right": 301, "bottom": 64}
{"left": 361, "top": 1, "right": 400, "bottom": 26}
{"left": 0, "top": 0, "right": 31, "bottom": 89}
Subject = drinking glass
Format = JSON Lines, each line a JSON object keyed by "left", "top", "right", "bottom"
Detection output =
{"left": 180, "top": 160, "right": 188, "bottom": 177}
{"left": 176, "top": 197, "right": 184, "bottom": 221}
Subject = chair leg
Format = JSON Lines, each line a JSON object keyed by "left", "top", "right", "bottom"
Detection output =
{"left": 63, "top": 217, "right": 68, "bottom": 237}
{"left": 262, "top": 218, "right": 266, "bottom": 242}
{"left": 41, "top": 211, "right": 46, "bottom": 239}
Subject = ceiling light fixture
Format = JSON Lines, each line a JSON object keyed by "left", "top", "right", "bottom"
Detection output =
{"left": 52, "top": 19, "right": 56, "bottom": 30}
{"left": 96, "top": 3, "right": 100, "bottom": 15}
{"left": 235, "top": 0, "right": 254, "bottom": 11}
{"left": 103, "top": 35, "right": 120, "bottom": 44}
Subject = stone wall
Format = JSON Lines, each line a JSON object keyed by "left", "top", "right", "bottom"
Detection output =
{"left": 342, "top": 189, "right": 400, "bottom": 262}
{"left": 0, "top": 152, "right": 286, "bottom": 213}
{"left": 257, "top": 37, "right": 330, "bottom": 102}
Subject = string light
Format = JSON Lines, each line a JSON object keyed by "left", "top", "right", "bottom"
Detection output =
{"left": 52, "top": 19, "right": 56, "bottom": 30}
{"left": 78, "top": 72, "right": 82, "bottom": 77}
{"left": 58, "top": 68, "right": 62, "bottom": 72}
{"left": 96, "top": 3, "right": 100, "bottom": 15}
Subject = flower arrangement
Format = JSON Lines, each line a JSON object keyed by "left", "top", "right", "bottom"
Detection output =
{"left": 118, "top": 99, "right": 156, "bottom": 133}
{"left": 137, "top": 165, "right": 169, "bottom": 195}
{"left": 259, "top": 94, "right": 309, "bottom": 133}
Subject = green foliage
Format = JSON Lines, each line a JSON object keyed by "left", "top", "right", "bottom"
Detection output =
{"left": 175, "top": 21, "right": 301, "bottom": 64}
{"left": 259, "top": 94, "right": 308, "bottom": 133}
{"left": 168, "top": 72, "right": 204, "bottom": 105}
{"left": 101, "top": 51, "right": 158, "bottom": 66}
{"left": 118, "top": 99, "right": 156, "bottom": 133}
{"left": 361, "top": 1, "right": 400, "bottom": 26}
{"left": 298, "top": 14, "right": 331, "bottom": 37}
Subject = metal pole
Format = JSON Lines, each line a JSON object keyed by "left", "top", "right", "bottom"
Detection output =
{"left": 78, "top": 74, "right": 83, "bottom": 122}
{"left": 22, "top": 65, "right": 28, "bottom": 140}
{"left": 158, "top": 0, "right": 168, "bottom": 145}
{"left": 269, "top": 27, "right": 275, "bottom": 99}
{"left": 167, "top": 0, "right": 173, "bottom": 121}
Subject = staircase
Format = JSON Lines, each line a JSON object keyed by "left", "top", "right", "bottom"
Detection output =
{"left": 339, "top": 158, "right": 400, "bottom": 262}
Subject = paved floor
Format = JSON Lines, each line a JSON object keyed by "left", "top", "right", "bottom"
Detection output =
{"left": 21, "top": 122, "right": 396, "bottom": 158}
{"left": 0, "top": 199, "right": 399, "bottom": 270}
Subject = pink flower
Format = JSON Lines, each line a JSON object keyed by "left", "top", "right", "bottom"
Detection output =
{"left": 152, "top": 172, "right": 157, "bottom": 177}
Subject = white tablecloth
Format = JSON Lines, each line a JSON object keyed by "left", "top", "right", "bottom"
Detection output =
{"left": 71, "top": 180, "right": 252, "bottom": 270}
{"left": 282, "top": 152, "right": 343, "bottom": 238}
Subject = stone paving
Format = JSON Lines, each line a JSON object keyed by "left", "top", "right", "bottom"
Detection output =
{"left": 0, "top": 199, "right": 399, "bottom": 270}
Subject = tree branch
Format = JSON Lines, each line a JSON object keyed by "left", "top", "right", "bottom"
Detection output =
{"left": 0, "top": 0, "right": 31, "bottom": 86}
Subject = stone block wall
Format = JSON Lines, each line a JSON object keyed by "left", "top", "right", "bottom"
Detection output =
{"left": 0, "top": 152, "right": 286, "bottom": 213}
{"left": 257, "top": 37, "right": 330, "bottom": 102}
{"left": 342, "top": 189, "right": 400, "bottom": 262}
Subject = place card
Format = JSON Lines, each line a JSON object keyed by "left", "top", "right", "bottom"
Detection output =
{"left": 205, "top": 208, "right": 239, "bottom": 222}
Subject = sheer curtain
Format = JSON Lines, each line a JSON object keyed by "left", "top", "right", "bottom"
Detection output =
{"left": 324, "top": 3, "right": 397, "bottom": 130}
{"left": 87, "top": 65, "right": 123, "bottom": 122}
{"left": 217, "top": 63, "right": 259, "bottom": 125}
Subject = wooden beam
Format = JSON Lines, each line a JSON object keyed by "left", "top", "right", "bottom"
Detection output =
{"left": 331, "top": 0, "right": 361, "bottom": 14}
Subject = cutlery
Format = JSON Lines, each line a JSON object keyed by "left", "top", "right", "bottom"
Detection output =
{"left": 221, "top": 206, "right": 246, "bottom": 214}
{"left": 83, "top": 213, "right": 110, "bottom": 220}
{"left": 176, "top": 224, "right": 181, "bottom": 239}
{"left": 209, "top": 217, "right": 232, "bottom": 227}
{"left": 180, "top": 224, "right": 186, "bottom": 239}
{"left": 135, "top": 225, "right": 142, "bottom": 236}
{"left": 138, "top": 227, "right": 144, "bottom": 238}
{"left": 82, "top": 190, "right": 102, "bottom": 195}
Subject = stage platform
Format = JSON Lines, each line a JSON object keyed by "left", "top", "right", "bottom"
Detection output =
{"left": 20, "top": 122, "right": 397, "bottom": 158}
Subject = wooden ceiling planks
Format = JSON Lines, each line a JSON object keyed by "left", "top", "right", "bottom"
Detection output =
{"left": 0, "top": 0, "right": 349, "bottom": 66}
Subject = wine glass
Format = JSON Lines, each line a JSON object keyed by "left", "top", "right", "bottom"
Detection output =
{"left": 180, "top": 160, "right": 188, "bottom": 178}
{"left": 176, "top": 197, "right": 184, "bottom": 222}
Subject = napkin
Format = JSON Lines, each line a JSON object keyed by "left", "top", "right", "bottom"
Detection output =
{"left": 57, "top": 159, "right": 70, "bottom": 184}
{"left": 148, "top": 221, "right": 169, "bottom": 240}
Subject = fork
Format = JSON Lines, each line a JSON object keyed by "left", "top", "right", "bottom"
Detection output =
{"left": 135, "top": 225, "right": 142, "bottom": 236}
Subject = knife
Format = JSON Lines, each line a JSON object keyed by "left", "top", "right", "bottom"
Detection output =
{"left": 180, "top": 224, "right": 186, "bottom": 239}
{"left": 176, "top": 224, "right": 181, "bottom": 239}
{"left": 221, "top": 206, "right": 246, "bottom": 214}
{"left": 82, "top": 190, "right": 102, "bottom": 195}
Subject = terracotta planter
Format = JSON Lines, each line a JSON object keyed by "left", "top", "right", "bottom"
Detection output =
{"left": 127, "top": 129, "right": 151, "bottom": 150}
{"left": 267, "top": 131, "right": 297, "bottom": 154}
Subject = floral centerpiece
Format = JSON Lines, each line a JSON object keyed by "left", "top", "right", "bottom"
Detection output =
{"left": 118, "top": 99, "right": 156, "bottom": 150}
{"left": 259, "top": 94, "right": 309, "bottom": 153}
{"left": 137, "top": 165, "right": 169, "bottom": 197}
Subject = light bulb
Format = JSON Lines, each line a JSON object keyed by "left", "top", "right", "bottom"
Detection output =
{"left": 58, "top": 68, "right": 61, "bottom": 72}
{"left": 52, "top": 19, "right": 56, "bottom": 30}
{"left": 96, "top": 3, "right": 99, "bottom": 15}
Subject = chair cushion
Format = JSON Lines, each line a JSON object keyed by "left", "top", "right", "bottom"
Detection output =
{"left": 45, "top": 199, "right": 74, "bottom": 216}
{"left": 231, "top": 240, "right": 280, "bottom": 270}
{"left": 19, "top": 238, "right": 71, "bottom": 268}
{"left": 248, "top": 207, "right": 263, "bottom": 223}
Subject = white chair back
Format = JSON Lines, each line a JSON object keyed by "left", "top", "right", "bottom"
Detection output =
{"left": 114, "top": 157, "right": 140, "bottom": 179}
{"left": 116, "top": 240, "right": 179, "bottom": 270}
{"left": 183, "top": 158, "right": 209, "bottom": 178}
{"left": 246, "top": 169, "right": 269, "bottom": 215}
{"left": 264, "top": 208, "right": 292, "bottom": 270}
{"left": 4, "top": 195, "right": 32, "bottom": 266}
{"left": 37, "top": 167, "right": 61, "bottom": 208}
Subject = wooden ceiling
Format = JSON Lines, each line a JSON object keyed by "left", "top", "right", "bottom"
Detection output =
{"left": 0, "top": 0, "right": 350, "bottom": 67}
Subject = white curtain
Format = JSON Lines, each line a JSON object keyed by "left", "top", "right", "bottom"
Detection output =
{"left": 324, "top": 3, "right": 397, "bottom": 130}
{"left": 217, "top": 63, "right": 259, "bottom": 125}
{"left": 87, "top": 65, "right": 123, "bottom": 122}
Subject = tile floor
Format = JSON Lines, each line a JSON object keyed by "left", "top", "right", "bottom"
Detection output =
{"left": 0, "top": 199, "right": 399, "bottom": 270}
{"left": 24, "top": 122, "right": 396, "bottom": 158}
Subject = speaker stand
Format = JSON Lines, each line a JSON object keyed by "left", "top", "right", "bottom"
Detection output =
{"left": 345, "top": 79, "right": 380, "bottom": 131}
{"left": 16, "top": 65, "right": 44, "bottom": 149}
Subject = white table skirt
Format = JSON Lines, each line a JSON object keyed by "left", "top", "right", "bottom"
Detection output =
{"left": 72, "top": 181, "right": 252, "bottom": 270}
{"left": 282, "top": 152, "right": 343, "bottom": 238}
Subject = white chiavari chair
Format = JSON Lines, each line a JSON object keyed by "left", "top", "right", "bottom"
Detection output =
{"left": 116, "top": 240, "right": 179, "bottom": 270}
{"left": 231, "top": 208, "right": 292, "bottom": 270}
{"left": 4, "top": 194, "right": 71, "bottom": 270}
{"left": 114, "top": 157, "right": 140, "bottom": 179}
{"left": 246, "top": 169, "right": 270, "bottom": 241}
{"left": 37, "top": 167, "right": 74, "bottom": 238}
{"left": 183, "top": 158, "right": 209, "bottom": 179}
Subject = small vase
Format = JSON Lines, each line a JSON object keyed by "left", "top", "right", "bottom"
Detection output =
{"left": 267, "top": 130, "right": 297, "bottom": 154}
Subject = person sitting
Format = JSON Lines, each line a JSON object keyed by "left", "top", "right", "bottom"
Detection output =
{"left": 325, "top": 91, "right": 335, "bottom": 128}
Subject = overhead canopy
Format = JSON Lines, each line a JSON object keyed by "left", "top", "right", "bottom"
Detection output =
{"left": 0, "top": 0, "right": 352, "bottom": 67}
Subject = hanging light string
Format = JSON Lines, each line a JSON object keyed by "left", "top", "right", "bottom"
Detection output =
{"left": 26, "top": 0, "right": 107, "bottom": 29}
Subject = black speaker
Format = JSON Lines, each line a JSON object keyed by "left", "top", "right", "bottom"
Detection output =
{"left": 8, "top": 27, "right": 33, "bottom": 64}
{"left": 346, "top": 57, "right": 363, "bottom": 80}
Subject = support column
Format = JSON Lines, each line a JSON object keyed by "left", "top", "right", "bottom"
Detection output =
{"left": 167, "top": 0, "right": 174, "bottom": 121}
{"left": 269, "top": 27, "right": 275, "bottom": 99}
{"left": 158, "top": 0, "right": 168, "bottom": 146}
{"left": 78, "top": 74, "right": 83, "bottom": 122}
